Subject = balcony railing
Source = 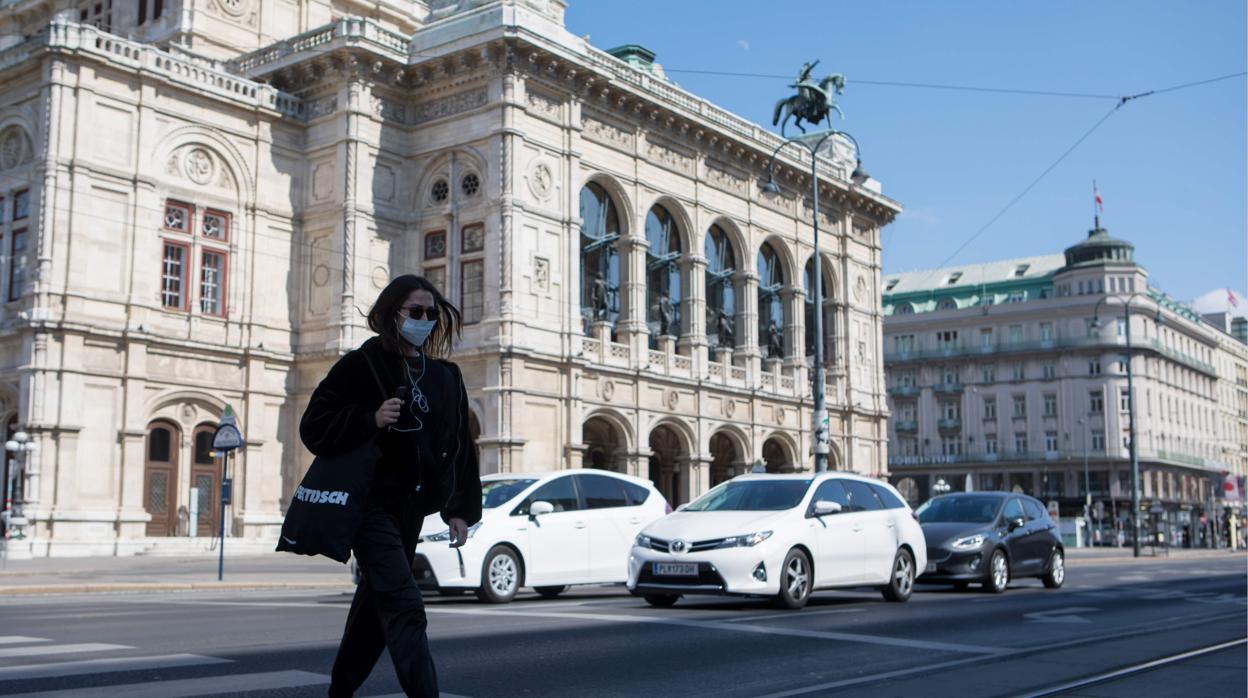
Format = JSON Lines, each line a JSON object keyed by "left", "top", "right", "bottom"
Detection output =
{"left": 933, "top": 382, "right": 964, "bottom": 394}
{"left": 894, "top": 420, "right": 918, "bottom": 433}
{"left": 887, "top": 384, "right": 920, "bottom": 398}
{"left": 937, "top": 418, "right": 962, "bottom": 431}
{"left": 885, "top": 335, "right": 1218, "bottom": 377}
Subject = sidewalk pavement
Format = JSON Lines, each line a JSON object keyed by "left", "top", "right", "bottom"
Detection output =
{"left": 0, "top": 546, "right": 1241, "bottom": 597}
{"left": 0, "top": 551, "right": 355, "bottom": 596}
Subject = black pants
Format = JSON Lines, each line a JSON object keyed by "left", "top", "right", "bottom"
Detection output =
{"left": 329, "top": 507, "right": 438, "bottom": 697}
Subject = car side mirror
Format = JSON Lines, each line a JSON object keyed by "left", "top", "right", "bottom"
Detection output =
{"left": 529, "top": 500, "right": 554, "bottom": 517}
{"left": 1007, "top": 517, "right": 1024, "bottom": 532}
{"left": 812, "top": 500, "right": 842, "bottom": 517}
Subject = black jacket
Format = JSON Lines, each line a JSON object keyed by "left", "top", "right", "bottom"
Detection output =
{"left": 299, "top": 337, "right": 482, "bottom": 530}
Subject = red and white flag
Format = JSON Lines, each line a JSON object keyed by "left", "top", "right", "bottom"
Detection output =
{"left": 1225, "top": 473, "right": 1242, "bottom": 501}
{"left": 1228, "top": 288, "right": 1239, "bottom": 308}
{"left": 1093, "top": 181, "right": 1103, "bottom": 213}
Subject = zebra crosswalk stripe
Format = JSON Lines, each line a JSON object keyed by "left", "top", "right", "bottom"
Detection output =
{"left": 0, "top": 653, "right": 230, "bottom": 681}
{"left": 0, "top": 644, "right": 129, "bottom": 659}
{"left": 0, "top": 636, "right": 50, "bottom": 646}
{"left": 1, "top": 669, "right": 330, "bottom": 698}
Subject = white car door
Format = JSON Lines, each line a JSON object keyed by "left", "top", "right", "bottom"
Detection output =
{"left": 515, "top": 475, "right": 590, "bottom": 585}
{"left": 841, "top": 479, "right": 896, "bottom": 584}
{"left": 575, "top": 473, "right": 640, "bottom": 582}
{"left": 807, "top": 479, "right": 864, "bottom": 586}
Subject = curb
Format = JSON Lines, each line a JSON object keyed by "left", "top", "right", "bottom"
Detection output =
{"left": 0, "top": 581, "right": 355, "bottom": 596}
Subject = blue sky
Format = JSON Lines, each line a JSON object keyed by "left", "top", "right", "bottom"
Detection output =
{"left": 565, "top": 1, "right": 1247, "bottom": 303}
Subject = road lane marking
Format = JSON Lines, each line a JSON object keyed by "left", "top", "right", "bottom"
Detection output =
{"left": 723, "top": 607, "right": 865, "bottom": 623}
{"left": 424, "top": 606, "right": 1005, "bottom": 655}
{"left": 1017, "top": 636, "right": 1248, "bottom": 698}
{"left": 0, "top": 644, "right": 129, "bottom": 659}
{"left": 2, "top": 670, "right": 330, "bottom": 698}
{"left": 0, "top": 654, "right": 229, "bottom": 681}
{"left": 1023, "top": 607, "right": 1100, "bottom": 624}
{"left": 0, "top": 637, "right": 49, "bottom": 646}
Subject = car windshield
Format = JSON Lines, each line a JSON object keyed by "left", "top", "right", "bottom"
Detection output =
{"left": 916, "top": 496, "right": 1002, "bottom": 524}
{"left": 482, "top": 479, "right": 538, "bottom": 509}
{"left": 684, "top": 479, "right": 812, "bottom": 512}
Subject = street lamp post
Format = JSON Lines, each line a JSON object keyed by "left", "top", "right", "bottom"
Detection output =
{"left": 4, "top": 430, "right": 39, "bottom": 542}
{"left": 761, "top": 63, "right": 868, "bottom": 473}
{"left": 1078, "top": 417, "right": 1091, "bottom": 547}
{"left": 1093, "top": 292, "right": 1160, "bottom": 558}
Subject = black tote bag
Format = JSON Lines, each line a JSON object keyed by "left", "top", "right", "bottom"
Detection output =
{"left": 276, "top": 353, "right": 387, "bottom": 564}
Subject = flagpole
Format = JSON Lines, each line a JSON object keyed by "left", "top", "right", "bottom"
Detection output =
{"left": 1093, "top": 180, "right": 1100, "bottom": 229}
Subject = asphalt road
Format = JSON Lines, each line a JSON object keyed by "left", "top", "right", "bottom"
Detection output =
{"left": 0, "top": 555, "right": 1243, "bottom": 697}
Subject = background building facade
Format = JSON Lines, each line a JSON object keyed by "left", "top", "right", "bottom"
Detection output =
{"left": 882, "top": 227, "right": 1247, "bottom": 547}
{"left": 0, "top": 0, "right": 899, "bottom": 556}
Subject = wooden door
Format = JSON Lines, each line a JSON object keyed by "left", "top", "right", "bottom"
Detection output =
{"left": 191, "top": 426, "right": 220, "bottom": 537}
{"left": 143, "top": 422, "right": 180, "bottom": 537}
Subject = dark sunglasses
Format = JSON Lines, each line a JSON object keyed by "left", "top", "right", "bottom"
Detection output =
{"left": 399, "top": 304, "right": 439, "bottom": 321}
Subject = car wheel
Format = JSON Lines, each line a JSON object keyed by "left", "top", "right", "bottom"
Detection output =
{"left": 983, "top": 549, "right": 1009, "bottom": 594}
{"left": 476, "top": 546, "right": 521, "bottom": 604}
{"left": 774, "top": 548, "right": 813, "bottom": 610}
{"left": 1042, "top": 549, "right": 1065, "bottom": 589}
{"left": 535, "top": 585, "right": 567, "bottom": 599}
{"left": 880, "top": 548, "right": 915, "bottom": 602}
{"left": 643, "top": 594, "right": 679, "bottom": 608}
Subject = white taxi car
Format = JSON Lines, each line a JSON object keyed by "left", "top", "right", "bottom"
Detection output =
{"left": 627, "top": 473, "right": 925, "bottom": 609}
{"left": 414, "top": 469, "right": 669, "bottom": 603}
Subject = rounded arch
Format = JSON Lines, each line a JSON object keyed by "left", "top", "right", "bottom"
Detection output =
{"left": 648, "top": 420, "right": 691, "bottom": 505}
{"left": 701, "top": 216, "right": 748, "bottom": 266}
{"left": 761, "top": 431, "right": 798, "bottom": 473}
{"left": 757, "top": 234, "right": 799, "bottom": 288}
{"left": 648, "top": 416, "right": 697, "bottom": 457}
{"left": 576, "top": 171, "right": 635, "bottom": 237}
{"left": 145, "top": 390, "right": 228, "bottom": 434}
{"left": 152, "top": 125, "right": 255, "bottom": 206}
{"left": 708, "top": 424, "right": 749, "bottom": 487}
{"left": 826, "top": 440, "right": 843, "bottom": 469}
{"left": 639, "top": 194, "right": 696, "bottom": 253}
{"left": 801, "top": 250, "right": 840, "bottom": 299}
{"left": 415, "top": 146, "right": 490, "bottom": 208}
{"left": 582, "top": 407, "right": 634, "bottom": 452}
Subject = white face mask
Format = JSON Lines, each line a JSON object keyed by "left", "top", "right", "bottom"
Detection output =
{"left": 398, "top": 317, "right": 436, "bottom": 348}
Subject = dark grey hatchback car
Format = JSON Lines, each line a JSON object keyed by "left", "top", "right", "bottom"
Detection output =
{"left": 916, "top": 492, "right": 1064, "bottom": 593}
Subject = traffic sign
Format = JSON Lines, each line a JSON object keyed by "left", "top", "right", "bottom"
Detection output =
{"left": 212, "top": 406, "right": 244, "bottom": 452}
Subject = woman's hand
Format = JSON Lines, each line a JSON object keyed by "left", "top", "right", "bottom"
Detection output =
{"left": 374, "top": 398, "right": 402, "bottom": 429}
{"left": 448, "top": 518, "right": 469, "bottom": 548}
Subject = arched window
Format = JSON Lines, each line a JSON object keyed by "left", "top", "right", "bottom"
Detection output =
{"left": 757, "top": 243, "right": 786, "bottom": 359}
{"left": 579, "top": 183, "right": 621, "bottom": 333}
{"left": 645, "top": 205, "right": 682, "bottom": 347}
{"left": 937, "top": 298, "right": 957, "bottom": 311}
{"left": 705, "top": 225, "right": 737, "bottom": 350}
{"left": 894, "top": 302, "right": 914, "bottom": 315}
{"left": 804, "top": 256, "right": 835, "bottom": 365}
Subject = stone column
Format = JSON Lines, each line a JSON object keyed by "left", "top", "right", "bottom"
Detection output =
{"left": 683, "top": 253, "right": 708, "bottom": 370}
{"left": 739, "top": 269, "right": 760, "bottom": 376}
{"left": 619, "top": 236, "right": 650, "bottom": 363}
{"left": 678, "top": 455, "right": 712, "bottom": 505}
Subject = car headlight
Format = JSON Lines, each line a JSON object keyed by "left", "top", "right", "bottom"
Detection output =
{"left": 635, "top": 533, "right": 653, "bottom": 548}
{"left": 717, "top": 531, "right": 773, "bottom": 548}
{"left": 950, "top": 534, "right": 986, "bottom": 550}
{"left": 425, "top": 522, "right": 481, "bottom": 542}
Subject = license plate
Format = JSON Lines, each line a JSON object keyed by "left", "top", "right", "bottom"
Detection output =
{"left": 653, "top": 562, "right": 698, "bottom": 577}
{"left": 925, "top": 562, "right": 937, "bottom": 574}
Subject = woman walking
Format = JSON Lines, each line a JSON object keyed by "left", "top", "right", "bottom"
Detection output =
{"left": 300, "top": 275, "right": 482, "bottom": 697}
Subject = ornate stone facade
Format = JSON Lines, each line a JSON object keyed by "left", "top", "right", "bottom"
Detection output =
{"left": 0, "top": 0, "right": 899, "bottom": 557}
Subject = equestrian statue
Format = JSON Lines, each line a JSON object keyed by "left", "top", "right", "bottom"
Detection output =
{"left": 772, "top": 60, "right": 846, "bottom": 135}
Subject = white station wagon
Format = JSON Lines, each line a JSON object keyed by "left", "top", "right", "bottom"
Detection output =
{"left": 627, "top": 473, "right": 926, "bottom": 609}
{"left": 413, "top": 469, "right": 669, "bottom": 602}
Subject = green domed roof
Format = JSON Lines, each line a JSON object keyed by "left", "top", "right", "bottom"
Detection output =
{"left": 1063, "top": 227, "right": 1135, "bottom": 269}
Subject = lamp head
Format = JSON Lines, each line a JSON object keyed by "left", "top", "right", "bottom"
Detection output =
{"left": 13, "top": 431, "right": 28, "bottom": 443}
{"left": 1090, "top": 316, "right": 1102, "bottom": 330}
{"left": 4, "top": 440, "right": 17, "bottom": 453}
{"left": 850, "top": 159, "right": 869, "bottom": 185}
{"left": 759, "top": 177, "right": 781, "bottom": 197}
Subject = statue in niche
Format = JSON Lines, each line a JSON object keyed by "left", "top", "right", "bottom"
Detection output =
{"left": 716, "top": 309, "right": 735, "bottom": 348}
{"left": 589, "top": 271, "right": 610, "bottom": 321}
{"left": 766, "top": 321, "right": 784, "bottom": 359}
{"left": 657, "top": 292, "right": 675, "bottom": 337}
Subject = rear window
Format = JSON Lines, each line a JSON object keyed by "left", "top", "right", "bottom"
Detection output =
{"left": 622, "top": 481, "right": 650, "bottom": 506}
{"left": 840, "top": 480, "right": 884, "bottom": 512}
{"left": 482, "top": 479, "right": 537, "bottom": 509}
{"left": 1022, "top": 498, "right": 1046, "bottom": 521}
{"left": 869, "top": 483, "right": 906, "bottom": 510}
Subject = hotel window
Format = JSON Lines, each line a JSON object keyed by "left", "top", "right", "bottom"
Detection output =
{"left": 936, "top": 330, "right": 958, "bottom": 349}
{"left": 941, "top": 402, "right": 960, "bottom": 421}
{"left": 1089, "top": 391, "right": 1104, "bottom": 414}
{"left": 1009, "top": 324, "right": 1023, "bottom": 344}
{"left": 1014, "top": 433, "right": 1027, "bottom": 454}
{"left": 1042, "top": 362, "right": 1057, "bottom": 380}
{"left": 941, "top": 437, "right": 962, "bottom": 456}
{"left": 985, "top": 437, "right": 998, "bottom": 455}
{"left": 1043, "top": 394, "right": 1057, "bottom": 417}
{"left": 1088, "top": 359, "right": 1101, "bottom": 375}
{"left": 980, "top": 327, "right": 994, "bottom": 348}
{"left": 1012, "top": 395, "right": 1026, "bottom": 418}
{"left": 1039, "top": 322, "right": 1053, "bottom": 342}
{"left": 1119, "top": 388, "right": 1131, "bottom": 412}
{"left": 1011, "top": 363, "right": 1025, "bottom": 381}
{"left": 981, "top": 364, "right": 995, "bottom": 383}
{"left": 894, "top": 334, "right": 914, "bottom": 355}
{"left": 1045, "top": 432, "right": 1058, "bottom": 453}
{"left": 1091, "top": 430, "right": 1105, "bottom": 451}
{"left": 983, "top": 397, "right": 996, "bottom": 420}
{"left": 159, "top": 200, "right": 230, "bottom": 317}
{"left": 942, "top": 366, "right": 959, "bottom": 385}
